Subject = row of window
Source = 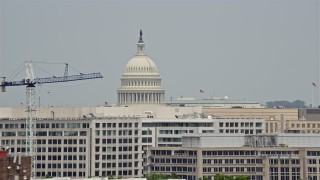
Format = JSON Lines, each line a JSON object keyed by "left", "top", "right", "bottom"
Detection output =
{"left": 36, "top": 163, "right": 86, "bottom": 169}
{"left": 291, "top": 123, "right": 320, "bottom": 128}
{"left": 37, "top": 139, "right": 87, "bottom": 145}
{"left": 95, "top": 146, "right": 139, "bottom": 152}
{"left": 36, "top": 171, "right": 86, "bottom": 178}
{"left": 0, "top": 123, "right": 90, "bottom": 129}
{"left": 203, "top": 167, "right": 263, "bottom": 173}
{"left": 159, "top": 130, "right": 189, "bottom": 134}
{"left": 95, "top": 138, "right": 138, "bottom": 144}
{"left": 308, "top": 159, "right": 320, "bottom": 164}
{"left": 157, "top": 130, "right": 214, "bottom": 135}
{"left": 1, "top": 131, "right": 87, "bottom": 137}
{"left": 308, "top": 167, "right": 320, "bottom": 172}
{"left": 269, "top": 167, "right": 301, "bottom": 173}
{"left": 270, "top": 159, "right": 300, "bottom": 164}
{"left": 94, "top": 154, "right": 139, "bottom": 161}
{"left": 95, "top": 122, "right": 139, "bottom": 128}
{"left": 158, "top": 137, "right": 181, "bottom": 143}
{"left": 307, "top": 151, "right": 320, "bottom": 156}
{"left": 151, "top": 158, "right": 197, "bottom": 164}
{"left": 95, "top": 162, "right": 139, "bottom": 168}
{"left": 37, "top": 155, "right": 86, "bottom": 161}
{"left": 203, "top": 150, "right": 256, "bottom": 156}
{"left": 203, "top": 158, "right": 262, "bottom": 164}
{"left": 36, "top": 147, "right": 87, "bottom": 153}
{"left": 260, "top": 150, "right": 299, "bottom": 156}
{"left": 0, "top": 147, "right": 85, "bottom": 153}
{"left": 95, "top": 130, "right": 138, "bottom": 136}
{"left": 95, "top": 169, "right": 140, "bottom": 177}
{"left": 218, "top": 129, "right": 263, "bottom": 134}
{"left": 143, "top": 122, "right": 213, "bottom": 127}
{"left": 219, "top": 122, "right": 263, "bottom": 128}
{"left": 151, "top": 166, "right": 195, "bottom": 172}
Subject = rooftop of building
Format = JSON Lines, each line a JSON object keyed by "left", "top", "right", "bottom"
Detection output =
{"left": 182, "top": 133, "right": 320, "bottom": 138}
{"left": 181, "top": 133, "right": 320, "bottom": 148}
{"left": 165, "top": 97, "right": 262, "bottom": 107}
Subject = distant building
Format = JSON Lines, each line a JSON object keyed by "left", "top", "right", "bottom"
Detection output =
{"left": 298, "top": 108, "right": 320, "bottom": 121}
{"left": 203, "top": 108, "right": 299, "bottom": 120}
{"left": 166, "top": 97, "right": 263, "bottom": 108}
{"left": 144, "top": 133, "right": 320, "bottom": 180}
{"left": 2, "top": 109, "right": 320, "bottom": 179}
{"left": 0, "top": 116, "right": 266, "bottom": 179}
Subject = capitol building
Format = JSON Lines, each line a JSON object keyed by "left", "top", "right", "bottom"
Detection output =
{"left": 117, "top": 31, "right": 165, "bottom": 106}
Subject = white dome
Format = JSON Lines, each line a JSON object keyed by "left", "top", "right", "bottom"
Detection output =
{"left": 124, "top": 55, "right": 158, "bottom": 74}
{"left": 117, "top": 30, "right": 165, "bottom": 106}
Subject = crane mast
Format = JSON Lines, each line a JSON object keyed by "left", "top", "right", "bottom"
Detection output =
{"left": 0, "top": 61, "right": 103, "bottom": 179}
{"left": 26, "top": 83, "right": 36, "bottom": 179}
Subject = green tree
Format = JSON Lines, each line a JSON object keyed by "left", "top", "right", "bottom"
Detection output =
{"left": 146, "top": 173, "right": 168, "bottom": 180}
{"left": 265, "top": 100, "right": 307, "bottom": 108}
{"left": 214, "top": 174, "right": 249, "bottom": 180}
{"left": 291, "top": 100, "right": 307, "bottom": 108}
{"left": 170, "top": 173, "right": 180, "bottom": 179}
{"left": 44, "top": 174, "right": 53, "bottom": 179}
{"left": 235, "top": 175, "right": 249, "bottom": 180}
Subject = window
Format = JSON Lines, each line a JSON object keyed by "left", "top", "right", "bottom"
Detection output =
{"left": 49, "top": 131, "right": 62, "bottom": 136}
{"left": 67, "top": 123, "right": 80, "bottom": 128}
{"left": 95, "top": 123, "right": 100, "bottom": 128}
{"left": 64, "top": 131, "right": 78, "bottom": 136}
{"left": 95, "top": 146, "right": 100, "bottom": 152}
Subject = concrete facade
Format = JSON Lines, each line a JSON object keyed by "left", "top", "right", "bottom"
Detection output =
{"left": 0, "top": 116, "right": 268, "bottom": 179}
{"left": 0, "top": 106, "right": 202, "bottom": 119}
{"left": 145, "top": 134, "right": 320, "bottom": 180}
{"left": 2, "top": 109, "right": 320, "bottom": 179}
{"left": 145, "top": 146, "right": 319, "bottom": 180}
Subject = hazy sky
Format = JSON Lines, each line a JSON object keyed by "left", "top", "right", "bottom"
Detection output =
{"left": 0, "top": 0, "right": 319, "bottom": 107}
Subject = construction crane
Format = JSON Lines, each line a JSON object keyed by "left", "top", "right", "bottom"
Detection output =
{"left": 0, "top": 61, "right": 103, "bottom": 179}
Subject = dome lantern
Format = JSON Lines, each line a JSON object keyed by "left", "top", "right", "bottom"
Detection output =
{"left": 137, "top": 29, "right": 146, "bottom": 55}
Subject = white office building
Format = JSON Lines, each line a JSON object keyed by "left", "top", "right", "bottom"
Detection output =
{"left": 145, "top": 134, "right": 320, "bottom": 180}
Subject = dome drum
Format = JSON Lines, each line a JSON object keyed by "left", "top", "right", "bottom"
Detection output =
{"left": 117, "top": 90, "right": 165, "bottom": 105}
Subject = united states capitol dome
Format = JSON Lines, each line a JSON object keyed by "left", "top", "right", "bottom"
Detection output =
{"left": 117, "top": 30, "right": 165, "bottom": 106}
